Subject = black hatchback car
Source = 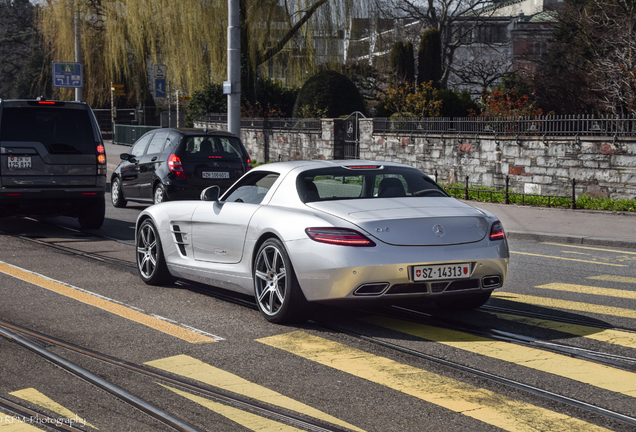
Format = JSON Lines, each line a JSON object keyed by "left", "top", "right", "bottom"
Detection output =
{"left": 111, "top": 128, "right": 252, "bottom": 206}
{"left": 0, "top": 98, "right": 107, "bottom": 229}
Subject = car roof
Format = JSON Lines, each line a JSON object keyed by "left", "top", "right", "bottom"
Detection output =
{"left": 0, "top": 99, "right": 89, "bottom": 108}
{"left": 251, "top": 159, "right": 417, "bottom": 175}
{"left": 158, "top": 128, "right": 239, "bottom": 138}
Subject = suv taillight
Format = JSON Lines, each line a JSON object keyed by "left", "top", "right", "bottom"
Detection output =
{"left": 168, "top": 154, "right": 186, "bottom": 179}
{"left": 246, "top": 158, "right": 253, "bottom": 172}
{"left": 97, "top": 144, "right": 107, "bottom": 175}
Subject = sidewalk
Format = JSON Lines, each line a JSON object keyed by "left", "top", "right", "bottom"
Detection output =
{"left": 103, "top": 140, "right": 636, "bottom": 249}
{"left": 466, "top": 201, "right": 636, "bottom": 249}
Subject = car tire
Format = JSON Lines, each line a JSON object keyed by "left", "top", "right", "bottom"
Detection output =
{"left": 154, "top": 184, "right": 166, "bottom": 204}
{"left": 77, "top": 199, "right": 105, "bottom": 229}
{"left": 253, "top": 238, "right": 307, "bottom": 324}
{"left": 435, "top": 291, "right": 492, "bottom": 311}
{"left": 136, "top": 219, "right": 175, "bottom": 285}
{"left": 111, "top": 177, "right": 127, "bottom": 208}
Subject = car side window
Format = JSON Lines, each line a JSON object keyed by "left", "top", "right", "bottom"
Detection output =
{"left": 145, "top": 131, "right": 168, "bottom": 155}
{"left": 223, "top": 172, "right": 279, "bottom": 204}
{"left": 164, "top": 131, "right": 180, "bottom": 151}
{"left": 130, "top": 134, "right": 151, "bottom": 157}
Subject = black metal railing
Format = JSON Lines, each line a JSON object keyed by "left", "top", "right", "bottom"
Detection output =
{"left": 201, "top": 114, "right": 321, "bottom": 132}
{"left": 374, "top": 115, "right": 636, "bottom": 137}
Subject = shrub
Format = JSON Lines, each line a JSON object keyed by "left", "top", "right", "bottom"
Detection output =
{"left": 292, "top": 70, "right": 367, "bottom": 118}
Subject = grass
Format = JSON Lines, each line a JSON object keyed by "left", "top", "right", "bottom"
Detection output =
{"left": 444, "top": 184, "right": 636, "bottom": 212}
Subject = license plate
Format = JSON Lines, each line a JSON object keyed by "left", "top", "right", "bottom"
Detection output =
{"left": 202, "top": 171, "right": 229, "bottom": 179}
{"left": 412, "top": 263, "right": 471, "bottom": 281}
{"left": 8, "top": 156, "right": 31, "bottom": 169}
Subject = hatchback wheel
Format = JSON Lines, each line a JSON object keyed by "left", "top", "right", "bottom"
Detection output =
{"left": 136, "top": 219, "right": 175, "bottom": 285}
{"left": 253, "top": 238, "right": 306, "bottom": 324}
{"left": 154, "top": 184, "right": 166, "bottom": 204}
{"left": 111, "top": 177, "right": 127, "bottom": 208}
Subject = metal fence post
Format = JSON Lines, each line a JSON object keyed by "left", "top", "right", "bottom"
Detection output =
{"left": 571, "top": 179, "right": 577, "bottom": 210}
{"left": 505, "top": 175, "right": 510, "bottom": 204}
{"left": 465, "top": 176, "right": 469, "bottom": 200}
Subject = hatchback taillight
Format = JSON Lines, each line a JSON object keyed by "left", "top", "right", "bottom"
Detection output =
{"left": 168, "top": 154, "right": 186, "bottom": 179}
{"left": 306, "top": 227, "right": 376, "bottom": 247}
{"left": 96, "top": 144, "right": 107, "bottom": 175}
{"left": 489, "top": 221, "right": 505, "bottom": 241}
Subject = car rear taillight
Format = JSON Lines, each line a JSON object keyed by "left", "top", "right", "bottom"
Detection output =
{"left": 306, "top": 227, "right": 376, "bottom": 247}
{"left": 96, "top": 144, "right": 107, "bottom": 175}
{"left": 168, "top": 154, "right": 186, "bottom": 179}
{"left": 489, "top": 221, "right": 505, "bottom": 240}
{"left": 246, "top": 158, "right": 253, "bottom": 172}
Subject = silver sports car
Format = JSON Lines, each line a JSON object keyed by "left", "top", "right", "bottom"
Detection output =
{"left": 135, "top": 160, "right": 509, "bottom": 323}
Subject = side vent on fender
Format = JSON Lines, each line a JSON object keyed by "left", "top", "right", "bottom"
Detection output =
{"left": 171, "top": 225, "right": 189, "bottom": 257}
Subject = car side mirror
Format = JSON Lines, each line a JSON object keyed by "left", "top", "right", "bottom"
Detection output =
{"left": 120, "top": 153, "right": 132, "bottom": 161}
{"left": 201, "top": 185, "right": 221, "bottom": 202}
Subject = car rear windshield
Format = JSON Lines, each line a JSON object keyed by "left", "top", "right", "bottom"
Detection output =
{"left": 297, "top": 166, "right": 448, "bottom": 203}
{"left": 0, "top": 106, "right": 96, "bottom": 154}
{"left": 180, "top": 135, "right": 244, "bottom": 161}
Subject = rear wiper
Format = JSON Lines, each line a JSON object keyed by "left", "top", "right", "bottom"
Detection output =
{"left": 48, "top": 143, "right": 83, "bottom": 154}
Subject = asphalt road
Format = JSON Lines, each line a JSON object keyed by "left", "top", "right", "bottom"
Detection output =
{"left": 0, "top": 190, "right": 635, "bottom": 432}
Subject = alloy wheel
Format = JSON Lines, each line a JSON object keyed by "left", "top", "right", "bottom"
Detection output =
{"left": 254, "top": 245, "right": 287, "bottom": 316}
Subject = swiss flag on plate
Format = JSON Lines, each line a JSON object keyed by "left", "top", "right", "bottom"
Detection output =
{"left": 416, "top": 269, "right": 421, "bottom": 278}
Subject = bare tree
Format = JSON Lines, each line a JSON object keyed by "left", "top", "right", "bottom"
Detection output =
{"left": 372, "top": 0, "right": 498, "bottom": 89}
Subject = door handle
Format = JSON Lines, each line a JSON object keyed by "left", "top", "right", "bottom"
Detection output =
{"left": 151, "top": 157, "right": 157, "bottom": 161}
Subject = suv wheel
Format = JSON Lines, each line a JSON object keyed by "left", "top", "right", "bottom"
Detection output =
{"left": 154, "top": 184, "right": 166, "bottom": 204}
{"left": 78, "top": 199, "right": 105, "bottom": 229}
{"left": 111, "top": 177, "right": 127, "bottom": 208}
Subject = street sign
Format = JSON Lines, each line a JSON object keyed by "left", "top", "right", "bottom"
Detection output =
{"left": 155, "top": 79, "right": 166, "bottom": 98}
{"left": 154, "top": 64, "right": 167, "bottom": 79}
{"left": 53, "top": 62, "right": 83, "bottom": 88}
{"left": 223, "top": 81, "right": 232, "bottom": 95}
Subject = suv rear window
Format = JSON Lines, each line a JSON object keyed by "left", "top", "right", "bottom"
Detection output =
{"left": 0, "top": 106, "right": 95, "bottom": 154}
{"left": 180, "top": 136, "right": 244, "bottom": 161}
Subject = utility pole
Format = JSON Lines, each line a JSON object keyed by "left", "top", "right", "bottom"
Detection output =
{"left": 74, "top": 9, "right": 82, "bottom": 102}
{"left": 227, "top": 0, "right": 240, "bottom": 136}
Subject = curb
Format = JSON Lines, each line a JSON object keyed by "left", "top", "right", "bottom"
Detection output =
{"left": 506, "top": 230, "right": 636, "bottom": 250}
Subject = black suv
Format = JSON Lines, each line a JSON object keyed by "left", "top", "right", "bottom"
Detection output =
{"left": 111, "top": 128, "right": 252, "bottom": 206}
{"left": 0, "top": 99, "right": 107, "bottom": 229}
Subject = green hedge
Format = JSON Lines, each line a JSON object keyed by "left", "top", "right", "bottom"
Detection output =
{"left": 443, "top": 184, "right": 636, "bottom": 212}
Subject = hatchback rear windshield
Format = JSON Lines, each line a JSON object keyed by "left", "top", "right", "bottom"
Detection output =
{"left": 0, "top": 107, "right": 95, "bottom": 154}
{"left": 180, "top": 136, "right": 244, "bottom": 161}
{"left": 297, "top": 166, "right": 448, "bottom": 203}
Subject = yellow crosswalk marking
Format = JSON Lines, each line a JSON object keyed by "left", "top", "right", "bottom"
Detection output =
{"left": 0, "top": 261, "right": 215, "bottom": 343}
{"left": 257, "top": 331, "right": 611, "bottom": 432}
{"left": 159, "top": 384, "right": 305, "bottom": 432}
{"left": 536, "top": 283, "right": 636, "bottom": 300}
{"left": 589, "top": 275, "right": 636, "bottom": 284}
{"left": 492, "top": 292, "right": 636, "bottom": 320}
{"left": 362, "top": 316, "right": 636, "bottom": 397}
{"left": 490, "top": 312, "right": 636, "bottom": 350}
{"left": 145, "top": 355, "right": 365, "bottom": 432}
{"left": 510, "top": 251, "right": 626, "bottom": 267}
{"left": 8, "top": 389, "right": 95, "bottom": 430}
{"left": 0, "top": 412, "right": 43, "bottom": 431}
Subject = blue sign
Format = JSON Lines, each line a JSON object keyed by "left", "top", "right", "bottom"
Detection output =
{"left": 155, "top": 79, "right": 166, "bottom": 98}
{"left": 52, "top": 62, "right": 83, "bottom": 88}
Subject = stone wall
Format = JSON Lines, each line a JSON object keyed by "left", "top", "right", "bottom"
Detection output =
{"left": 196, "top": 118, "right": 636, "bottom": 200}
